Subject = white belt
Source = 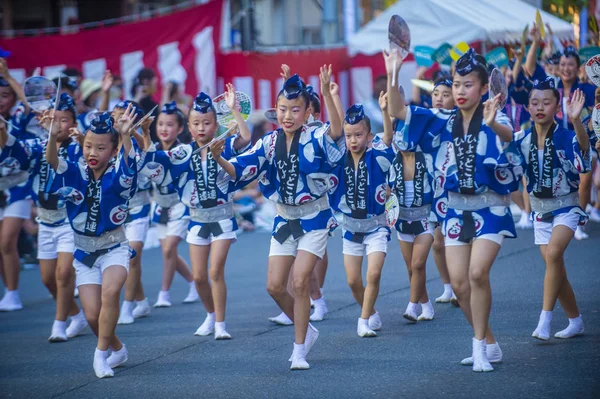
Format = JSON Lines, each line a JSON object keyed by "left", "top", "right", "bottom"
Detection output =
{"left": 448, "top": 191, "right": 511, "bottom": 211}
{"left": 0, "top": 171, "right": 28, "bottom": 190}
{"left": 73, "top": 227, "right": 127, "bottom": 253}
{"left": 530, "top": 192, "right": 579, "bottom": 214}
{"left": 129, "top": 190, "right": 151, "bottom": 209}
{"left": 154, "top": 192, "right": 180, "bottom": 208}
{"left": 397, "top": 204, "right": 431, "bottom": 222}
{"left": 275, "top": 195, "right": 330, "bottom": 220}
{"left": 343, "top": 213, "right": 387, "bottom": 233}
{"left": 37, "top": 208, "right": 67, "bottom": 224}
{"left": 190, "top": 202, "right": 234, "bottom": 223}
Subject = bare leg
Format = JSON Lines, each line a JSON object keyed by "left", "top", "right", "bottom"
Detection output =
{"left": 292, "top": 250, "right": 318, "bottom": 345}
{"left": 189, "top": 244, "right": 215, "bottom": 313}
{"left": 432, "top": 228, "right": 450, "bottom": 285}
{"left": 360, "top": 252, "right": 385, "bottom": 319}
{"left": 56, "top": 252, "right": 79, "bottom": 320}
{"left": 39, "top": 259, "right": 58, "bottom": 299}
{"left": 160, "top": 236, "right": 180, "bottom": 291}
{"left": 469, "top": 239, "right": 501, "bottom": 341}
{"left": 124, "top": 241, "right": 144, "bottom": 302}
{"left": 0, "top": 217, "right": 25, "bottom": 291}
{"left": 344, "top": 254, "right": 365, "bottom": 307}
{"left": 209, "top": 239, "right": 232, "bottom": 323}
{"left": 266, "top": 255, "right": 295, "bottom": 320}
{"left": 97, "top": 266, "right": 128, "bottom": 351}
{"left": 175, "top": 254, "right": 194, "bottom": 283}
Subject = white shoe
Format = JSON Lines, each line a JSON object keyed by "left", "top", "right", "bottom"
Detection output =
{"left": 66, "top": 312, "right": 88, "bottom": 338}
{"left": 107, "top": 344, "right": 128, "bottom": 369}
{"left": 554, "top": 316, "right": 584, "bottom": 339}
{"left": 309, "top": 298, "right": 328, "bottom": 322}
{"left": 117, "top": 302, "right": 134, "bottom": 325}
{"left": 418, "top": 301, "right": 435, "bottom": 321}
{"left": 368, "top": 311, "right": 382, "bottom": 331}
{"left": 472, "top": 338, "right": 493, "bottom": 372}
{"left": 153, "top": 291, "right": 172, "bottom": 308}
{"left": 288, "top": 324, "right": 319, "bottom": 362}
{"left": 48, "top": 321, "right": 68, "bottom": 343}
{"left": 93, "top": 349, "right": 114, "bottom": 379}
{"left": 289, "top": 344, "right": 309, "bottom": 370}
{"left": 461, "top": 342, "right": 503, "bottom": 365}
{"left": 357, "top": 318, "right": 377, "bottom": 337}
{"left": 132, "top": 298, "right": 151, "bottom": 319}
{"left": 532, "top": 311, "right": 551, "bottom": 341}
{"left": 0, "top": 291, "right": 23, "bottom": 312}
{"left": 589, "top": 208, "right": 600, "bottom": 223}
{"left": 214, "top": 321, "right": 232, "bottom": 340}
{"left": 194, "top": 313, "right": 215, "bottom": 336}
{"left": 268, "top": 312, "right": 293, "bottom": 326}
{"left": 74, "top": 288, "right": 79, "bottom": 298}
{"left": 574, "top": 226, "right": 589, "bottom": 240}
{"left": 403, "top": 303, "right": 418, "bottom": 322}
{"left": 435, "top": 290, "right": 453, "bottom": 303}
{"left": 182, "top": 283, "right": 200, "bottom": 303}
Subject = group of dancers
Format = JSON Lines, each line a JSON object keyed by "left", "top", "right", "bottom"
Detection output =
{"left": 0, "top": 23, "right": 599, "bottom": 376}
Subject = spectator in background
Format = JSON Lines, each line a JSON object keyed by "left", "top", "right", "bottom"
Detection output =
{"left": 62, "top": 67, "right": 83, "bottom": 86}
{"left": 247, "top": 110, "right": 270, "bottom": 145}
{"left": 52, "top": 76, "right": 78, "bottom": 98}
{"left": 361, "top": 75, "right": 387, "bottom": 134}
{"left": 132, "top": 68, "right": 158, "bottom": 114}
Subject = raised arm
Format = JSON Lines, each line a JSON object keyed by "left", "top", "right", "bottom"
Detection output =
{"left": 224, "top": 83, "right": 251, "bottom": 149}
{"left": 0, "top": 58, "right": 30, "bottom": 115}
{"left": 383, "top": 50, "right": 407, "bottom": 120}
{"left": 46, "top": 115, "right": 60, "bottom": 170}
{"left": 99, "top": 70, "right": 113, "bottom": 112}
{"left": 319, "top": 64, "right": 343, "bottom": 140}
{"left": 117, "top": 103, "right": 136, "bottom": 168}
{"left": 330, "top": 82, "right": 345, "bottom": 125}
{"left": 484, "top": 94, "right": 513, "bottom": 142}
{"left": 524, "top": 24, "right": 541, "bottom": 78}
{"left": 567, "top": 89, "right": 590, "bottom": 152}
{"left": 411, "top": 67, "right": 427, "bottom": 106}
{"left": 379, "top": 91, "right": 393, "bottom": 147}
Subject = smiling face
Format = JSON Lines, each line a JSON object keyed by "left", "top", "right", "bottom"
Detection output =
{"left": 559, "top": 56, "right": 579, "bottom": 83}
{"left": 276, "top": 95, "right": 311, "bottom": 134}
{"left": 452, "top": 72, "right": 488, "bottom": 111}
{"left": 432, "top": 85, "right": 454, "bottom": 109}
{"left": 83, "top": 132, "right": 117, "bottom": 173}
{"left": 157, "top": 113, "right": 183, "bottom": 146}
{"left": 529, "top": 89, "right": 559, "bottom": 126}
{"left": 188, "top": 109, "right": 218, "bottom": 145}
{"left": 344, "top": 120, "right": 371, "bottom": 155}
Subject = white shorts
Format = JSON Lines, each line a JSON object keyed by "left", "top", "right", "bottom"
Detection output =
{"left": 125, "top": 217, "right": 150, "bottom": 243}
{"left": 0, "top": 199, "right": 32, "bottom": 220}
{"left": 187, "top": 230, "right": 237, "bottom": 246}
{"left": 396, "top": 225, "right": 435, "bottom": 243}
{"left": 534, "top": 212, "right": 580, "bottom": 245}
{"left": 156, "top": 218, "right": 189, "bottom": 240}
{"left": 73, "top": 245, "right": 130, "bottom": 287}
{"left": 445, "top": 233, "right": 504, "bottom": 247}
{"left": 37, "top": 223, "right": 74, "bottom": 260}
{"left": 343, "top": 231, "right": 389, "bottom": 257}
{"left": 269, "top": 228, "right": 329, "bottom": 259}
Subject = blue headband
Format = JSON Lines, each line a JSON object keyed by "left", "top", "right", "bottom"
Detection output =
{"left": 547, "top": 51, "right": 562, "bottom": 65}
{"left": 89, "top": 112, "right": 116, "bottom": 134}
{"left": 54, "top": 93, "right": 77, "bottom": 117}
{"left": 306, "top": 85, "right": 320, "bottom": 102}
{"left": 455, "top": 48, "right": 487, "bottom": 76}
{"left": 434, "top": 78, "right": 453, "bottom": 90}
{"left": 192, "top": 92, "right": 213, "bottom": 113}
{"left": 161, "top": 101, "right": 179, "bottom": 114}
{"left": 533, "top": 76, "right": 556, "bottom": 91}
{"left": 345, "top": 103, "right": 366, "bottom": 125}
{"left": 115, "top": 100, "right": 131, "bottom": 110}
{"left": 281, "top": 74, "right": 306, "bottom": 100}
{"left": 563, "top": 46, "right": 580, "bottom": 63}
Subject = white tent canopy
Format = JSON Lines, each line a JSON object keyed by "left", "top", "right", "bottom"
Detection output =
{"left": 348, "top": 0, "right": 575, "bottom": 56}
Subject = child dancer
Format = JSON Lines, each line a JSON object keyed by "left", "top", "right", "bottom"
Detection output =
{"left": 211, "top": 73, "right": 344, "bottom": 369}
{"left": 506, "top": 78, "right": 590, "bottom": 340}
{"left": 329, "top": 97, "right": 394, "bottom": 337}
{"left": 385, "top": 48, "right": 517, "bottom": 372}
{"left": 141, "top": 86, "right": 251, "bottom": 338}
{"left": 45, "top": 107, "right": 138, "bottom": 378}
{"left": 0, "top": 93, "right": 88, "bottom": 339}
{"left": 145, "top": 101, "right": 197, "bottom": 308}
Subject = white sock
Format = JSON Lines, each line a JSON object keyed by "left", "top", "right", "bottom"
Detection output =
{"left": 53, "top": 320, "right": 67, "bottom": 330}
{"left": 95, "top": 348, "right": 108, "bottom": 358}
{"left": 207, "top": 312, "right": 215, "bottom": 320}
{"left": 72, "top": 310, "right": 86, "bottom": 320}
{"left": 443, "top": 284, "right": 452, "bottom": 295}
{"left": 122, "top": 301, "right": 133, "bottom": 312}
{"left": 313, "top": 297, "right": 326, "bottom": 308}
{"left": 407, "top": 302, "right": 418, "bottom": 313}
{"left": 215, "top": 321, "right": 226, "bottom": 331}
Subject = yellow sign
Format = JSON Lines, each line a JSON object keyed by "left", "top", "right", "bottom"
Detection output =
{"left": 536, "top": 10, "right": 546, "bottom": 39}
{"left": 450, "top": 42, "right": 470, "bottom": 61}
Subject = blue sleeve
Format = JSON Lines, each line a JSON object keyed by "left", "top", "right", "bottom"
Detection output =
{"left": 0, "top": 135, "right": 41, "bottom": 171}
{"left": 229, "top": 137, "right": 268, "bottom": 190}
{"left": 530, "top": 63, "right": 547, "bottom": 82}
{"left": 223, "top": 134, "right": 251, "bottom": 160}
{"left": 111, "top": 147, "right": 138, "bottom": 200}
{"left": 48, "top": 158, "right": 82, "bottom": 197}
{"left": 394, "top": 106, "right": 445, "bottom": 153}
{"left": 140, "top": 143, "right": 192, "bottom": 184}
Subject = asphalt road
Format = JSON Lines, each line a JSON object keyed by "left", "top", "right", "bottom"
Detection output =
{"left": 1, "top": 223, "right": 599, "bottom": 399}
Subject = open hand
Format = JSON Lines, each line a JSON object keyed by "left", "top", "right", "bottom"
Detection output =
{"left": 209, "top": 137, "right": 225, "bottom": 160}
{"left": 319, "top": 64, "right": 332, "bottom": 96}
{"left": 225, "top": 83, "right": 237, "bottom": 110}
{"left": 566, "top": 89, "right": 585, "bottom": 121}
{"left": 483, "top": 94, "right": 501, "bottom": 127}
{"left": 101, "top": 70, "right": 113, "bottom": 92}
{"left": 378, "top": 91, "right": 388, "bottom": 112}
{"left": 382, "top": 49, "right": 403, "bottom": 76}
{"left": 280, "top": 64, "right": 291, "bottom": 81}
{"left": 117, "top": 103, "right": 136, "bottom": 136}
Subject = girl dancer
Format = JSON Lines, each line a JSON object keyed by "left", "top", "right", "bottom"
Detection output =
{"left": 0, "top": 93, "right": 88, "bottom": 339}
{"left": 146, "top": 102, "right": 198, "bottom": 308}
{"left": 329, "top": 96, "right": 394, "bottom": 337}
{"left": 506, "top": 78, "right": 590, "bottom": 340}
{"left": 45, "top": 107, "right": 138, "bottom": 378}
{"left": 385, "top": 48, "right": 517, "bottom": 372}
{"left": 141, "top": 86, "right": 251, "bottom": 338}
{"left": 211, "top": 73, "right": 344, "bottom": 369}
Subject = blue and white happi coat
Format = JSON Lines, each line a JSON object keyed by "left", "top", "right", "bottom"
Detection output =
{"left": 328, "top": 138, "right": 395, "bottom": 243}
{"left": 46, "top": 148, "right": 138, "bottom": 263}
{"left": 0, "top": 134, "right": 82, "bottom": 226}
{"left": 504, "top": 124, "right": 591, "bottom": 224}
{"left": 140, "top": 135, "right": 248, "bottom": 236}
{"left": 397, "top": 106, "right": 518, "bottom": 240}
{"left": 225, "top": 123, "right": 344, "bottom": 239}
